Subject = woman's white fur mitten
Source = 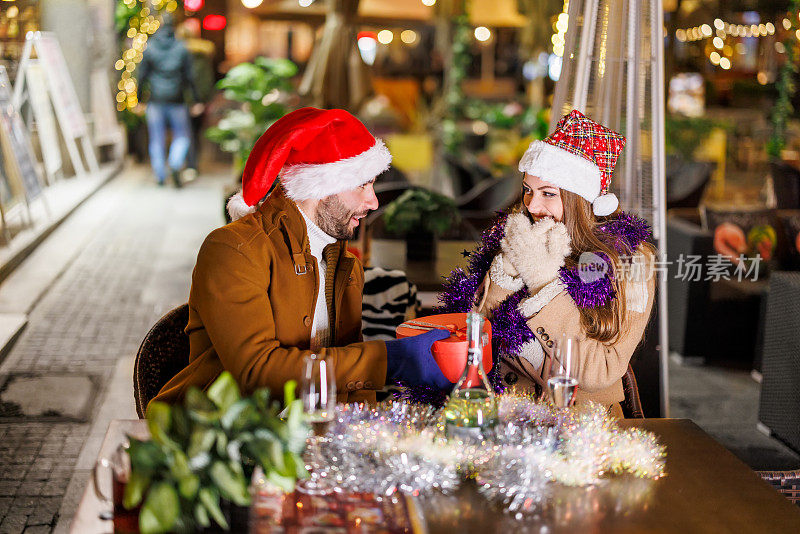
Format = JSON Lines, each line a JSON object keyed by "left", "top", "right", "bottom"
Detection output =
{"left": 501, "top": 213, "right": 571, "bottom": 293}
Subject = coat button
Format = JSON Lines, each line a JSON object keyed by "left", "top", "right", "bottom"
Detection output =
{"left": 546, "top": 340, "right": 554, "bottom": 348}
{"left": 346, "top": 381, "right": 355, "bottom": 391}
{"left": 536, "top": 327, "right": 544, "bottom": 334}
{"left": 303, "top": 316, "right": 311, "bottom": 327}
{"left": 504, "top": 372, "right": 518, "bottom": 385}
{"left": 355, "top": 381, "right": 364, "bottom": 390}
{"left": 541, "top": 333, "right": 549, "bottom": 341}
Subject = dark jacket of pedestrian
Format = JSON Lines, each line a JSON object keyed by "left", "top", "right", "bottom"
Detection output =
{"left": 137, "top": 22, "right": 196, "bottom": 104}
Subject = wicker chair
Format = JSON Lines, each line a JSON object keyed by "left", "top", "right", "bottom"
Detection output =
{"left": 620, "top": 364, "right": 644, "bottom": 419}
{"left": 758, "top": 470, "right": 800, "bottom": 506}
{"left": 133, "top": 304, "right": 191, "bottom": 418}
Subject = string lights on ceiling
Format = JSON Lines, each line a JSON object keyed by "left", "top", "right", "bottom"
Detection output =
{"left": 674, "top": 15, "right": 798, "bottom": 71}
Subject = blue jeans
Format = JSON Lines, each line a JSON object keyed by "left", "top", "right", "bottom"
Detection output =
{"left": 146, "top": 103, "right": 191, "bottom": 183}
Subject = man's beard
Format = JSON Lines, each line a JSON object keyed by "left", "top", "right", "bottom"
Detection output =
{"left": 315, "top": 195, "right": 367, "bottom": 240}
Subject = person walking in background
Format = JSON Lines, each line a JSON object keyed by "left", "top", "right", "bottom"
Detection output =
{"left": 136, "top": 14, "right": 198, "bottom": 187}
{"left": 177, "top": 19, "right": 216, "bottom": 181}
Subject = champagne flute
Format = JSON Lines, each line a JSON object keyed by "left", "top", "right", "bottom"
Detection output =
{"left": 546, "top": 334, "right": 580, "bottom": 409}
{"left": 297, "top": 353, "right": 336, "bottom": 495}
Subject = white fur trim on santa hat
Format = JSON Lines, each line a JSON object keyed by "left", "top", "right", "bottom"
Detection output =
{"left": 518, "top": 140, "right": 602, "bottom": 203}
{"left": 281, "top": 139, "right": 392, "bottom": 201}
{"left": 592, "top": 193, "right": 619, "bottom": 216}
{"left": 227, "top": 191, "right": 257, "bottom": 221}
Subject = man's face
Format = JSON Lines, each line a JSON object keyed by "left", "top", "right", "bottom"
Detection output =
{"left": 315, "top": 181, "right": 379, "bottom": 239}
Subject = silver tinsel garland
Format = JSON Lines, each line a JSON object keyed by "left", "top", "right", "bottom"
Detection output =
{"left": 308, "top": 393, "right": 666, "bottom": 511}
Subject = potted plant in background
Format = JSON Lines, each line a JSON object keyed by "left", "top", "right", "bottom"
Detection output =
{"left": 122, "top": 373, "right": 308, "bottom": 534}
{"left": 204, "top": 58, "right": 298, "bottom": 173}
{"left": 382, "top": 188, "right": 461, "bottom": 261}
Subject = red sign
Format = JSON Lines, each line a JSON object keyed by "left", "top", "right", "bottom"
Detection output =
{"left": 202, "top": 15, "right": 226, "bottom": 31}
{"left": 184, "top": 0, "right": 204, "bottom": 11}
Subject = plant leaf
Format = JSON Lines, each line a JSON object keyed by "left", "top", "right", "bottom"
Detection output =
{"left": 220, "top": 399, "right": 255, "bottom": 431}
{"left": 266, "top": 470, "right": 297, "bottom": 493}
{"left": 127, "top": 438, "right": 165, "bottom": 474}
{"left": 184, "top": 387, "right": 218, "bottom": 422}
{"left": 193, "top": 502, "right": 210, "bottom": 528}
{"left": 283, "top": 380, "right": 296, "bottom": 405}
{"left": 146, "top": 402, "right": 171, "bottom": 432}
{"left": 209, "top": 461, "right": 251, "bottom": 507}
{"left": 168, "top": 450, "right": 191, "bottom": 480}
{"left": 187, "top": 428, "right": 216, "bottom": 458}
{"left": 146, "top": 403, "right": 181, "bottom": 451}
{"left": 207, "top": 372, "right": 241, "bottom": 411}
{"left": 198, "top": 487, "right": 229, "bottom": 530}
{"left": 139, "top": 482, "right": 180, "bottom": 534}
{"left": 123, "top": 470, "right": 150, "bottom": 510}
{"left": 215, "top": 430, "right": 229, "bottom": 458}
{"left": 178, "top": 474, "right": 200, "bottom": 500}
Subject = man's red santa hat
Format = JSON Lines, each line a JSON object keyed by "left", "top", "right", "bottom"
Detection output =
{"left": 518, "top": 109, "right": 625, "bottom": 217}
{"left": 227, "top": 107, "right": 392, "bottom": 221}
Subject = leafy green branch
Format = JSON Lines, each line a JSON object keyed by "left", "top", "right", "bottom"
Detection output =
{"left": 768, "top": 0, "right": 800, "bottom": 158}
{"left": 124, "top": 373, "right": 309, "bottom": 534}
{"left": 205, "top": 58, "right": 298, "bottom": 172}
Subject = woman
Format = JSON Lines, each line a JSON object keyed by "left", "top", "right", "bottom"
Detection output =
{"left": 438, "top": 110, "right": 655, "bottom": 418}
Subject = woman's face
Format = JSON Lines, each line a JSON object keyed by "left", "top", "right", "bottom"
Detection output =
{"left": 522, "top": 173, "right": 564, "bottom": 222}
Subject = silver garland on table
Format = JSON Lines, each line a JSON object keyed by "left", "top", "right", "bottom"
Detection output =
{"left": 311, "top": 402, "right": 462, "bottom": 496}
{"left": 309, "top": 393, "right": 666, "bottom": 509}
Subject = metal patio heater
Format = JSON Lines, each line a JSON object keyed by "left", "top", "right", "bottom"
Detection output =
{"left": 550, "top": 0, "right": 669, "bottom": 416}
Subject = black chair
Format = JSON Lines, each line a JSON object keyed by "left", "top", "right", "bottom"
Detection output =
{"left": 770, "top": 161, "right": 800, "bottom": 209}
{"left": 443, "top": 153, "right": 491, "bottom": 199}
{"left": 665, "top": 155, "right": 713, "bottom": 210}
{"left": 620, "top": 364, "right": 644, "bottom": 419}
{"left": 757, "top": 470, "right": 800, "bottom": 506}
{"left": 133, "top": 304, "right": 191, "bottom": 418}
{"left": 456, "top": 173, "right": 521, "bottom": 239}
{"left": 758, "top": 272, "right": 800, "bottom": 454}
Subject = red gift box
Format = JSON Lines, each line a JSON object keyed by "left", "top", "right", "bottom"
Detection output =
{"left": 396, "top": 313, "right": 493, "bottom": 386}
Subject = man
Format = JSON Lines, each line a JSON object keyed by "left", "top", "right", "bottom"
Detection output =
{"left": 152, "top": 108, "right": 450, "bottom": 408}
{"left": 136, "top": 14, "right": 200, "bottom": 187}
{"left": 176, "top": 19, "right": 217, "bottom": 179}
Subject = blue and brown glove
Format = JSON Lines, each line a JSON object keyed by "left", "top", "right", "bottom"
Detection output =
{"left": 384, "top": 329, "right": 453, "bottom": 389}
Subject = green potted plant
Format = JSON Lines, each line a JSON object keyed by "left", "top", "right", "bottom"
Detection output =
{"left": 122, "top": 373, "right": 309, "bottom": 534}
{"left": 382, "top": 188, "right": 461, "bottom": 261}
{"left": 205, "top": 58, "right": 298, "bottom": 173}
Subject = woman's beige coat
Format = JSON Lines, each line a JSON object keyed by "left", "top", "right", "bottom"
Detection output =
{"left": 476, "top": 246, "right": 655, "bottom": 415}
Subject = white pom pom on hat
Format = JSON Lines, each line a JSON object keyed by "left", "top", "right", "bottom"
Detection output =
{"left": 592, "top": 192, "right": 619, "bottom": 216}
{"left": 226, "top": 191, "right": 256, "bottom": 221}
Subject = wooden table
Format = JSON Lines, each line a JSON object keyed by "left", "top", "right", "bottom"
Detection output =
{"left": 72, "top": 419, "right": 800, "bottom": 533}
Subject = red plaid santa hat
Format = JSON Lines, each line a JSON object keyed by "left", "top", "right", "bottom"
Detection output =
{"left": 227, "top": 107, "right": 392, "bottom": 221}
{"left": 518, "top": 110, "right": 625, "bottom": 217}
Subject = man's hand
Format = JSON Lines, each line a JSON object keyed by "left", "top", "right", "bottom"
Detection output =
{"left": 385, "top": 329, "right": 453, "bottom": 389}
{"left": 190, "top": 103, "right": 205, "bottom": 117}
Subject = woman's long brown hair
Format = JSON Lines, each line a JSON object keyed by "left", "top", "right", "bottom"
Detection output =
{"left": 533, "top": 190, "right": 654, "bottom": 343}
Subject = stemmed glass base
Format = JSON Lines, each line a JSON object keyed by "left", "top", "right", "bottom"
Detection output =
{"left": 296, "top": 435, "right": 334, "bottom": 495}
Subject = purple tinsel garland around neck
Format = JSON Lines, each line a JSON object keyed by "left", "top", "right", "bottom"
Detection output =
{"left": 558, "top": 212, "right": 652, "bottom": 309}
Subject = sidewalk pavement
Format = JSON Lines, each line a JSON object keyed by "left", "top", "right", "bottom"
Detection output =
{"left": 0, "top": 163, "right": 227, "bottom": 533}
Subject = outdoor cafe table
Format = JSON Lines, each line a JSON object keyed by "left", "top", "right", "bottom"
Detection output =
{"left": 71, "top": 418, "right": 800, "bottom": 533}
